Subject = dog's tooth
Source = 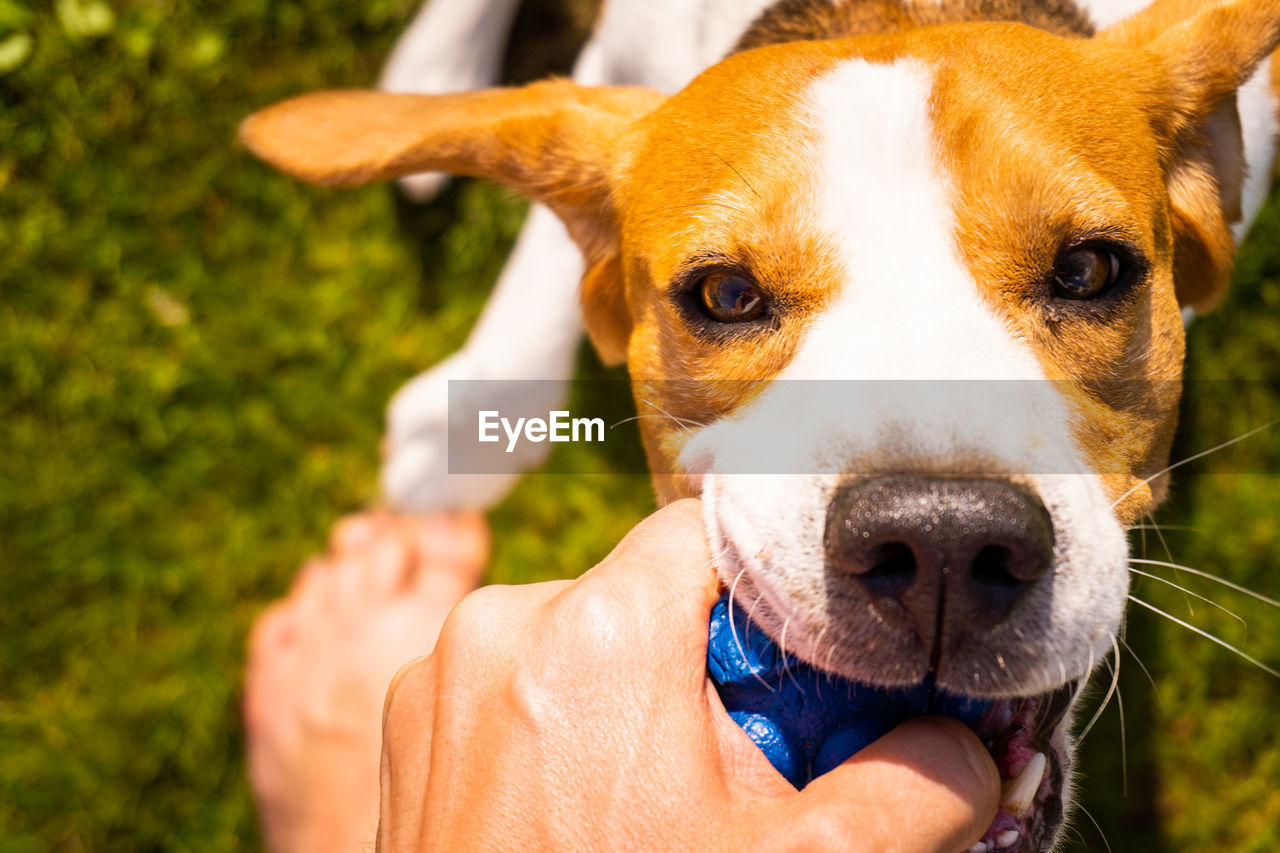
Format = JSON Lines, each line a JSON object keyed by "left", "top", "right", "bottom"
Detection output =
{"left": 968, "top": 843, "right": 989, "bottom": 853}
{"left": 995, "top": 829, "right": 1020, "bottom": 848}
{"left": 1000, "top": 751, "right": 1046, "bottom": 817}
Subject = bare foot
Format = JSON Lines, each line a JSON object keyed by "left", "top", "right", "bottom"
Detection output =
{"left": 244, "top": 512, "right": 489, "bottom": 853}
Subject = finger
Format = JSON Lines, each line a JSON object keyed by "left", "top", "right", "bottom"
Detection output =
{"left": 430, "top": 581, "right": 570, "bottom": 678}
{"left": 378, "top": 582, "right": 570, "bottom": 848}
{"left": 768, "top": 717, "right": 1000, "bottom": 852}
{"left": 527, "top": 501, "right": 715, "bottom": 699}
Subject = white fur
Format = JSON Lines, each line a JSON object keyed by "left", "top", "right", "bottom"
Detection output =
{"left": 1075, "top": 0, "right": 1153, "bottom": 29}
{"left": 1235, "top": 57, "right": 1279, "bottom": 244}
{"left": 679, "top": 60, "right": 1128, "bottom": 694}
{"left": 587, "top": 0, "right": 775, "bottom": 92}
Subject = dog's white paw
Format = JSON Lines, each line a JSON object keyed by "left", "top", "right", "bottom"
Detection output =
{"left": 381, "top": 354, "right": 568, "bottom": 511}
{"left": 381, "top": 430, "right": 520, "bottom": 511}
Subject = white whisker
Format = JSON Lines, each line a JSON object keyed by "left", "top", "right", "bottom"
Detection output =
{"left": 812, "top": 625, "right": 829, "bottom": 701}
{"left": 745, "top": 586, "right": 765, "bottom": 626}
{"left": 610, "top": 411, "right": 708, "bottom": 431}
{"left": 1063, "top": 823, "right": 1089, "bottom": 851}
{"left": 636, "top": 398, "right": 708, "bottom": 434}
{"left": 1071, "top": 645, "right": 1096, "bottom": 712}
{"left": 778, "top": 618, "right": 804, "bottom": 692}
{"left": 1077, "top": 644, "right": 1119, "bottom": 744}
{"left": 1112, "top": 635, "right": 1127, "bottom": 797}
{"left": 1120, "top": 635, "right": 1164, "bottom": 710}
{"left": 1111, "top": 418, "right": 1280, "bottom": 509}
{"left": 1128, "top": 595, "right": 1279, "bottom": 679}
{"left": 1128, "top": 567, "right": 1246, "bottom": 630}
{"left": 1146, "top": 512, "right": 1194, "bottom": 616}
{"left": 1129, "top": 558, "right": 1280, "bottom": 610}
{"left": 1127, "top": 523, "right": 1204, "bottom": 534}
{"left": 1077, "top": 803, "right": 1114, "bottom": 853}
{"left": 727, "top": 564, "right": 773, "bottom": 692}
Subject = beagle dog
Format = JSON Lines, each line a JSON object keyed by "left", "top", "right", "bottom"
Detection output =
{"left": 241, "top": 0, "right": 1280, "bottom": 848}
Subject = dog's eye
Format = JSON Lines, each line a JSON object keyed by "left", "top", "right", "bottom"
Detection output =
{"left": 1052, "top": 246, "right": 1121, "bottom": 300}
{"left": 699, "top": 272, "right": 765, "bottom": 323}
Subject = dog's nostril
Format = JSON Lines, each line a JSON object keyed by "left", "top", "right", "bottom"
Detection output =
{"left": 869, "top": 541, "right": 917, "bottom": 580}
{"left": 970, "top": 544, "right": 1019, "bottom": 588}
{"left": 855, "top": 540, "right": 919, "bottom": 597}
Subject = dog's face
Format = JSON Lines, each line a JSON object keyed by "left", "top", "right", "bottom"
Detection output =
{"left": 605, "top": 28, "right": 1189, "bottom": 850}
{"left": 242, "top": 1, "right": 1279, "bottom": 848}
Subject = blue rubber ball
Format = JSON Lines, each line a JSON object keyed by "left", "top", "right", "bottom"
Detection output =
{"left": 707, "top": 592, "right": 992, "bottom": 789}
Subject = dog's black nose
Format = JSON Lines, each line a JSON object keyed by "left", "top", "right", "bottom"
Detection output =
{"left": 824, "top": 476, "right": 1054, "bottom": 641}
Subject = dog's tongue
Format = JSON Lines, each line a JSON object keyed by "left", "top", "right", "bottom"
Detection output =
{"left": 708, "top": 592, "right": 992, "bottom": 789}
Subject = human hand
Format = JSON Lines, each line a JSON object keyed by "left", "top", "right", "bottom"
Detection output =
{"left": 377, "top": 499, "right": 1000, "bottom": 851}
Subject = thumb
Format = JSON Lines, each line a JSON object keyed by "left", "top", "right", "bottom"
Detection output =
{"left": 763, "top": 717, "right": 1000, "bottom": 853}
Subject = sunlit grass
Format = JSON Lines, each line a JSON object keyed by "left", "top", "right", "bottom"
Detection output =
{"left": 1, "top": 1, "right": 1277, "bottom": 849}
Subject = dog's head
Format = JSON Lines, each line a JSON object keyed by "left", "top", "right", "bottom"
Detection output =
{"left": 243, "top": 0, "right": 1280, "bottom": 847}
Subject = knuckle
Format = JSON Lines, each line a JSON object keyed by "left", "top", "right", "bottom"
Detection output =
{"left": 546, "top": 582, "right": 631, "bottom": 661}
{"left": 433, "top": 584, "right": 521, "bottom": 667}
{"left": 499, "top": 586, "right": 634, "bottom": 724}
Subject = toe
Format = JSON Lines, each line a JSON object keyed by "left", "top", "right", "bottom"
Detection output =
{"left": 355, "top": 534, "right": 414, "bottom": 598}
{"left": 406, "top": 512, "right": 490, "bottom": 575}
{"left": 244, "top": 601, "right": 305, "bottom": 732}
{"left": 247, "top": 601, "right": 297, "bottom": 665}
{"left": 288, "top": 557, "right": 334, "bottom": 606}
{"left": 400, "top": 514, "right": 488, "bottom": 613}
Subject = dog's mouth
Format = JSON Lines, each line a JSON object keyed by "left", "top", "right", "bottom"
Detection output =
{"left": 708, "top": 593, "right": 1081, "bottom": 853}
{"left": 963, "top": 682, "right": 1076, "bottom": 852}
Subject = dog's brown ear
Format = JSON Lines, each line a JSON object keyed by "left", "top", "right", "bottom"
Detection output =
{"left": 1103, "top": 0, "right": 1280, "bottom": 310}
{"left": 579, "top": 255, "right": 632, "bottom": 365}
{"left": 241, "top": 81, "right": 663, "bottom": 345}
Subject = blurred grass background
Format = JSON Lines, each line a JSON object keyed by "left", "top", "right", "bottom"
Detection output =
{"left": 0, "top": 0, "right": 1276, "bottom": 849}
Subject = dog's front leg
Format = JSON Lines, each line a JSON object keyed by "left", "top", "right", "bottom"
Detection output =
{"left": 379, "top": 24, "right": 619, "bottom": 513}
{"left": 382, "top": 204, "right": 585, "bottom": 511}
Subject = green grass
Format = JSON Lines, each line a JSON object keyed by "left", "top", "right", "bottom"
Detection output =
{"left": 1, "top": 1, "right": 1277, "bottom": 849}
